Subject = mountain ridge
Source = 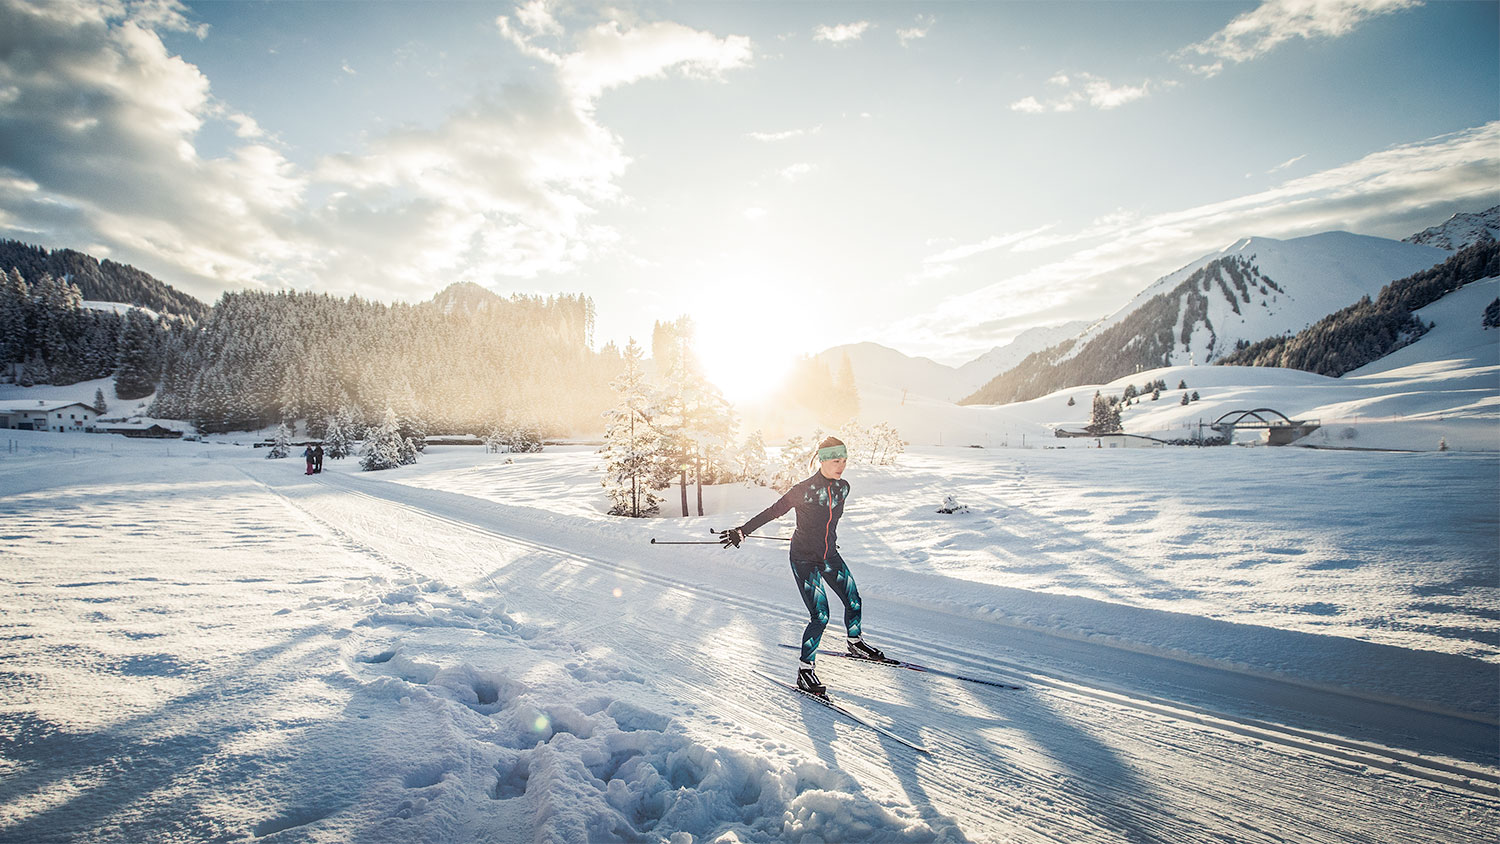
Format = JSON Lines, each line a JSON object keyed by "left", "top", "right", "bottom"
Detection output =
{"left": 0, "top": 240, "right": 210, "bottom": 321}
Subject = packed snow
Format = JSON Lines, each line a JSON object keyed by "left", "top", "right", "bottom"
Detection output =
{"left": 3, "top": 274, "right": 1498, "bottom": 843}
{"left": 0, "top": 426, "right": 1495, "bottom": 843}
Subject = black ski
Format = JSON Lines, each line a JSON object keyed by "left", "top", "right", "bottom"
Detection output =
{"left": 753, "top": 669, "right": 931, "bottom": 754}
{"left": 779, "top": 644, "right": 1024, "bottom": 691}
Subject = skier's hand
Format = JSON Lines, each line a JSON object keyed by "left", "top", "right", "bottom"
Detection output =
{"left": 718, "top": 528, "right": 745, "bottom": 549}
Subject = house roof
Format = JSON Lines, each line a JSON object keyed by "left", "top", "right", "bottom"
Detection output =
{"left": 1, "top": 401, "right": 98, "bottom": 414}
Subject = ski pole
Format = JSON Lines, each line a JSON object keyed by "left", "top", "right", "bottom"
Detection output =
{"left": 649, "top": 538, "right": 722, "bottom": 545}
{"left": 710, "top": 528, "right": 792, "bottom": 542}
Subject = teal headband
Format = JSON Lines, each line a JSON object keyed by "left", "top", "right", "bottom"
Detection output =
{"left": 816, "top": 444, "right": 847, "bottom": 461}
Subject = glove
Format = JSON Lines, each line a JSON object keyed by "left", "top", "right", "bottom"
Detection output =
{"left": 718, "top": 528, "right": 745, "bottom": 549}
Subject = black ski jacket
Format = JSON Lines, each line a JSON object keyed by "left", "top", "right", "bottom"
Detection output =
{"left": 739, "top": 471, "right": 850, "bottom": 561}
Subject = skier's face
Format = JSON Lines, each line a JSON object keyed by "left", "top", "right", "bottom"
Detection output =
{"left": 819, "top": 457, "right": 846, "bottom": 479}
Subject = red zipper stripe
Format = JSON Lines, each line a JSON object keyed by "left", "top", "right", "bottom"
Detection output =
{"left": 823, "top": 481, "right": 834, "bottom": 559}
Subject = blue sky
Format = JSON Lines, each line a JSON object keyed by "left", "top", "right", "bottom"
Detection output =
{"left": 0, "top": 0, "right": 1496, "bottom": 393}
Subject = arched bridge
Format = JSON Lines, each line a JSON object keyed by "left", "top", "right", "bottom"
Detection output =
{"left": 1211, "top": 408, "right": 1321, "bottom": 445}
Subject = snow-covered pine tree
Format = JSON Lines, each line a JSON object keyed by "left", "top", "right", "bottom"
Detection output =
{"left": 769, "top": 433, "right": 819, "bottom": 491}
{"left": 268, "top": 422, "right": 292, "bottom": 459}
{"left": 360, "top": 408, "right": 406, "bottom": 471}
{"left": 737, "top": 429, "right": 769, "bottom": 486}
{"left": 870, "top": 422, "right": 905, "bottom": 465}
{"left": 507, "top": 423, "right": 543, "bottom": 453}
{"left": 93, "top": 388, "right": 107, "bottom": 415}
{"left": 114, "top": 308, "right": 159, "bottom": 401}
{"left": 397, "top": 435, "right": 420, "bottom": 466}
{"left": 397, "top": 413, "right": 428, "bottom": 455}
{"left": 484, "top": 423, "right": 508, "bottom": 453}
{"left": 0, "top": 268, "right": 27, "bottom": 369}
{"left": 1088, "top": 391, "right": 1123, "bottom": 434}
{"left": 598, "top": 339, "right": 672, "bottom": 517}
{"left": 324, "top": 412, "right": 353, "bottom": 459}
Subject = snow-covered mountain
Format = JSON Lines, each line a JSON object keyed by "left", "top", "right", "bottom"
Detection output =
{"left": 964, "top": 231, "right": 1450, "bottom": 404}
{"left": 954, "top": 321, "right": 1090, "bottom": 392}
{"left": 814, "top": 342, "right": 971, "bottom": 402}
{"left": 815, "top": 322, "right": 1090, "bottom": 402}
{"left": 1404, "top": 205, "right": 1500, "bottom": 251}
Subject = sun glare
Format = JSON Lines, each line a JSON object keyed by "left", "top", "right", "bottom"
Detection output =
{"left": 696, "top": 323, "right": 797, "bottom": 405}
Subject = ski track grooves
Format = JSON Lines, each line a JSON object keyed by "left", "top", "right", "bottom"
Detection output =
{"left": 269, "top": 467, "right": 1499, "bottom": 801}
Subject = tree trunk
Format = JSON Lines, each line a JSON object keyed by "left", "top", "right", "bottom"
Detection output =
{"left": 694, "top": 447, "right": 704, "bottom": 517}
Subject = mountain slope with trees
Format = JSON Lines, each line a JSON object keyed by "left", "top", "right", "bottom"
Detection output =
{"left": 961, "top": 232, "right": 1451, "bottom": 406}
{"left": 148, "top": 285, "right": 615, "bottom": 436}
{"left": 1216, "top": 240, "right": 1500, "bottom": 376}
{"left": 0, "top": 240, "right": 209, "bottom": 321}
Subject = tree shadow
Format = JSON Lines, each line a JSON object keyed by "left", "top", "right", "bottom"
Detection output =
{"left": 0, "top": 623, "right": 345, "bottom": 844}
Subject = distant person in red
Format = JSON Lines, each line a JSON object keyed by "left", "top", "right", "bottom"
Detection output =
{"left": 302, "top": 443, "right": 315, "bottom": 475}
{"left": 718, "top": 436, "right": 886, "bottom": 696}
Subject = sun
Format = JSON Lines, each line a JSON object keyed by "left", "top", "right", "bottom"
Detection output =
{"left": 695, "top": 319, "right": 798, "bottom": 405}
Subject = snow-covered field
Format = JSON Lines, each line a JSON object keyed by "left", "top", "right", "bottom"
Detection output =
{"left": 1, "top": 433, "right": 1495, "bottom": 843}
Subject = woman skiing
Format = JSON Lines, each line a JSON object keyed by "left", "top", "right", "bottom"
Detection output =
{"left": 718, "top": 436, "right": 886, "bottom": 696}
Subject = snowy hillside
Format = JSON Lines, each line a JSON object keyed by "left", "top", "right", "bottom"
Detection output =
{"left": 814, "top": 342, "right": 972, "bottom": 402}
{"left": 953, "top": 321, "right": 1089, "bottom": 392}
{"left": 964, "top": 232, "right": 1452, "bottom": 405}
{"left": 814, "top": 323, "right": 1090, "bottom": 404}
{"left": 1074, "top": 231, "right": 1450, "bottom": 366}
{"left": 1405, "top": 204, "right": 1500, "bottom": 251}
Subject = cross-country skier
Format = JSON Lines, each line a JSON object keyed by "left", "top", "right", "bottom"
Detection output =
{"left": 718, "top": 436, "right": 886, "bottom": 696}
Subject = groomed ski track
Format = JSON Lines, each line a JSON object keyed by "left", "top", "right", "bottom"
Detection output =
{"left": 243, "top": 461, "right": 1499, "bottom": 842}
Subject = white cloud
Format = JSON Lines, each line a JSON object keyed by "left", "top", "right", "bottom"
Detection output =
{"left": 923, "top": 224, "right": 1058, "bottom": 265}
{"left": 1015, "top": 0, "right": 1417, "bottom": 114}
{"left": 0, "top": 0, "right": 753, "bottom": 302}
{"left": 814, "top": 21, "right": 871, "bottom": 44}
{"left": 1009, "top": 96, "right": 1046, "bottom": 114}
{"left": 748, "top": 126, "right": 821, "bottom": 142}
{"left": 558, "top": 18, "right": 753, "bottom": 101}
{"left": 1269, "top": 153, "right": 1309, "bottom": 173}
{"left": 779, "top": 163, "right": 815, "bottom": 182}
{"left": 1183, "top": 0, "right": 1422, "bottom": 75}
{"left": 897, "top": 15, "right": 934, "bottom": 46}
{"left": 1013, "top": 72, "right": 1162, "bottom": 113}
{"left": 892, "top": 123, "right": 1500, "bottom": 357}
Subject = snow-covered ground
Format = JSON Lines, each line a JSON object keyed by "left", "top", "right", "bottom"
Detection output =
{"left": 1, "top": 433, "right": 1495, "bottom": 843}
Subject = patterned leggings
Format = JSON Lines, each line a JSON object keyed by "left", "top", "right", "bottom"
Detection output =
{"left": 791, "top": 554, "right": 862, "bottom": 664}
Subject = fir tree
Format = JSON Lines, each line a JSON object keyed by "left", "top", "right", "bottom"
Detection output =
{"left": 93, "top": 388, "right": 107, "bottom": 415}
{"left": 737, "top": 429, "right": 769, "bottom": 486}
{"left": 268, "top": 422, "right": 292, "bottom": 459}
{"left": 114, "top": 308, "right": 160, "bottom": 400}
{"left": 361, "top": 408, "right": 407, "bottom": 471}
{"left": 324, "top": 412, "right": 354, "bottom": 459}
{"left": 598, "top": 339, "right": 672, "bottom": 517}
{"left": 0, "top": 268, "right": 28, "bottom": 367}
{"left": 1088, "top": 391, "right": 1122, "bottom": 434}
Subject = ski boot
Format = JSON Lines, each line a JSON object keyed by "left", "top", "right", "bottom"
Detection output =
{"left": 796, "top": 663, "right": 826, "bottom": 697}
{"left": 847, "top": 637, "right": 887, "bottom": 662}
